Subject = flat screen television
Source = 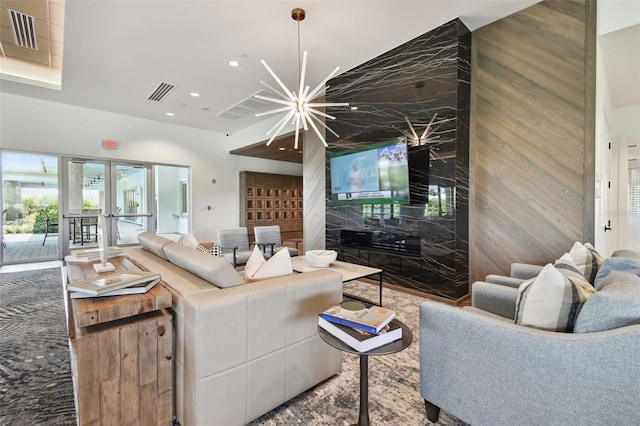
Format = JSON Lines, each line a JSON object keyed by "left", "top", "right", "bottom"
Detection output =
{"left": 330, "top": 138, "right": 410, "bottom": 204}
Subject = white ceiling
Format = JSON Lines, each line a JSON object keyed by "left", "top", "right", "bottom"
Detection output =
{"left": 0, "top": 0, "right": 637, "bottom": 139}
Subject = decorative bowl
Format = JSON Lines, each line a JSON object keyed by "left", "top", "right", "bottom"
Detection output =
{"left": 305, "top": 250, "right": 338, "bottom": 268}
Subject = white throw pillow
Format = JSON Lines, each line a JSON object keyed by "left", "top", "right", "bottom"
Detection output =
{"left": 514, "top": 263, "right": 595, "bottom": 332}
{"left": 181, "top": 232, "right": 199, "bottom": 249}
{"left": 244, "top": 245, "right": 293, "bottom": 282}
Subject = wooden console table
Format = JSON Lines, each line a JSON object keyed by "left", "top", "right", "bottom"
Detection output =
{"left": 65, "top": 256, "right": 173, "bottom": 425}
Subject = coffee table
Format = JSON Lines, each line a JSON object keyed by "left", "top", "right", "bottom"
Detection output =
{"left": 291, "top": 256, "right": 384, "bottom": 306}
{"left": 318, "top": 318, "right": 413, "bottom": 426}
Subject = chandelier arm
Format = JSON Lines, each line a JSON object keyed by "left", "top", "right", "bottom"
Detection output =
{"left": 308, "top": 112, "right": 340, "bottom": 138}
{"left": 304, "top": 66, "right": 341, "bottom": 103}
{"left": 305, "top": 114, "right": 329, "bottom": 147}
{"left": 266, "top": 109, "right": 295, "bottom": 137}
{"left": 300, "top": 111, "right": 309, "bottom": 130}
{"left": 259, "top": 81, "right": 291, "bottom": 101}
{"left": 255, "top": 105, "right": 295, "bottom": 117}
{"left": 306, "top": 102, "right": 350, "bottom": 107}
{"left": 294, "top": 114, "right": 301, "bottom": 150}
{"left": 298, "top": 51, "right": 308, "bottom": 102}
{"left": 266, "top": 110, "right": 296, "bottom": 146}
{"left": 304, "top": 107, "right": 336, "bottom": 120}
{"left": 255, "top": 95, "right": 294, "bottom": 106}
{"left": 260, "top": 59, "right": 297, "bottom": 101}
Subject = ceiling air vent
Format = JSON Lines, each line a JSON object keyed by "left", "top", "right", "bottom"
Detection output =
{"left": 9, "top": 9, "right": 38, "bottom": 50}
{"left": 147, "top": 82, "right": 175, "bottom": 102}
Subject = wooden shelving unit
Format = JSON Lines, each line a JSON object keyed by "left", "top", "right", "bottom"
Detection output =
{"left": 239, "top": 171, "right": 303, "bottom": 241}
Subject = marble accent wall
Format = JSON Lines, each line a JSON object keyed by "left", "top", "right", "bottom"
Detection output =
{"left": 325, "top": 19, "right": 471, "bottom": 300}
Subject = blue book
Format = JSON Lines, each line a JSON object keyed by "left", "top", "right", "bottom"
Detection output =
{"left": 320, "top": 302, "right": 395, "bottom": 334}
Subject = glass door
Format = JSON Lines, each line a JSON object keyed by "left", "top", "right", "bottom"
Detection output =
{"left": 61, "top": 158, "right": 153, "bottom": 253}
{"left": 112, "top": 163, "right": 153, "bottom": 245}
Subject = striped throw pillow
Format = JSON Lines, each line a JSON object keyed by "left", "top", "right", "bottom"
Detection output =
{"left": 554, "top": 253, "right": 584, "bottom": 281}
{"left": 568, "top": 242, "right": 603, "bottom": 284}
{"left": 515, "top": 263, "right": 596, "bottom": 332}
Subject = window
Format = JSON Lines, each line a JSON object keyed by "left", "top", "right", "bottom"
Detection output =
{"left": 180, "top": 181, "right": 188, "bottom": 214}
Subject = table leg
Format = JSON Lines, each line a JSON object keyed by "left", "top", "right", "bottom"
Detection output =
{"left": 378, "top": 272, "right": 383, "bottom": 307}
{"left": 357, "top": 354, "right": 370, "bottom": 426}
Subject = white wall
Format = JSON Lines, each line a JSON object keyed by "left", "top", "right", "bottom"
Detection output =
{"left": 0, "top": 93, "right": 302, "bottom": 241}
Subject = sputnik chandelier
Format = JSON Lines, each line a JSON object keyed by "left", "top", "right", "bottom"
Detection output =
{"left": 255, "top": 8, "right": 349, "bottom": 149}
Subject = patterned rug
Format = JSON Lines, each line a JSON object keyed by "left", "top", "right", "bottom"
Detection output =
{"left": 0, "top": 269, "right": 468, "bottom": 426}
{"left": 0, "top": 267, "right": 76, "bottom": 426}
{"left": 249, "top": 280, "right": 469, "bottom": 426}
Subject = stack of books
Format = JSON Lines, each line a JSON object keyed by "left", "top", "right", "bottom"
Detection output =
{"left": 67, "top": 270, "right": 161, "bottom": 299}
{"left": 318, "top": 301, "right": 401, "bottom": 352}
{"left": 65, "top": 246, "right": 125, "bottom": 263}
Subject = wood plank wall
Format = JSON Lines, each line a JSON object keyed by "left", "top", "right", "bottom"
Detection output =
{"left": 469, "top": 0, "right": 596, "bottom": 283}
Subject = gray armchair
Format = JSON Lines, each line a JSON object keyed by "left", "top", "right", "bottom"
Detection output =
{"left": 216, "top": 227, "right": 254, "bottom": 267}
{"left": 253, "top": 225, "right": 300, "bottom": 257}
{"left": 419, "top": 281, "right": 640, "bottom": 426}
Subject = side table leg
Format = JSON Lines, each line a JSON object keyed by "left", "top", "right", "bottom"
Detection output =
{"left": 358, "top": 354, "right": 369, "bottom": 426}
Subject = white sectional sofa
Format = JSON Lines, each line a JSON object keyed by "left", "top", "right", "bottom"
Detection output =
{"left": 126, "top": 232, "right": 343, "bottom": 425}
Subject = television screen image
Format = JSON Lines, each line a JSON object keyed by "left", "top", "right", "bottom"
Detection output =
{"left": 330, "top": 139, "right": 410, "bottom": 204}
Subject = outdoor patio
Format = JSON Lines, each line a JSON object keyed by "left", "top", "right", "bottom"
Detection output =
{"left": 2, "top": 220, "right": 150, "bottom": 263}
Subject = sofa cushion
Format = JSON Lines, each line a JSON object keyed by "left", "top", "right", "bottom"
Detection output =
{"left": 612, "top": 249, "right": 640, "bottom": 260}
{"left": 196, "top": 242, "right": 223, "bottom": 257}
{"left": 137, "top": 231, "right": 172, "bottom": 260}
{"left": 574, "top": 271, "right": 640, "bottom": 333}
{"left": 568, "top": 242, "right": 603, "bottom": 284}
{"left": 163, "top": 241, "right": 244, "bottom": 288}
{"left": 593, "top": 256, "right": 640, "bottom": 290}
{"left": 515, "top": 263, "right": 595, "bottom": 332}
{"left": 243, "top": 245, "right": 293, "bottom": 282}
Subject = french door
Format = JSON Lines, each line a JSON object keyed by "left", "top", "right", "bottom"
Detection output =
{"left": 60, "top": 158, "right": 153, "bottom": 254}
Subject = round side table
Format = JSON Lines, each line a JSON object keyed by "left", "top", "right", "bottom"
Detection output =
{"left": 318, "top": 318, "right": 413, "bottom": 426}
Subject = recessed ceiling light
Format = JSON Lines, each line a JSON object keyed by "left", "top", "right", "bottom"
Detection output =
{"left": 229, "top": 60, "right": 240, "bottom": 67}
{"left": 279, "top": 147, "right": 286, "bottom": 151}
{"left": 351, "top": 106, "right": 358, "bottom": 110}
{"left": 166, "top": 112, "right": 174, "bottom": 116}
{"left": 190, "top": 92, "right": 200, "bottom": 97}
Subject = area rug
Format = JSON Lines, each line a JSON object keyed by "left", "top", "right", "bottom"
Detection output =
{"left": 0, "top": 267, "right": 76, "bottom": 426}
{"left": 249, "top": 280, "right": 469, "bottom": 426}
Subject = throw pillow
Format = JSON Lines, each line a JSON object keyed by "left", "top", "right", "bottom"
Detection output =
{"left": 514, "top": 263, "right": 596, "bottom": 332}
{"left": 593, "top": 256, "right": 640, "bottom": 290}
{"left": 574, "top": 271, "right": 640, "bottom": 333}
{"left": 181, "top": 232, "right": 199, "bottom": 249}
{"left": 244, "top": 245, "right": 293, "bottom": 282}
{"left": 196, "top": 242, "right": 223, "bottom": 257}
{"left": 553, "top": 253, "right": 584, "bottom": 281}
{"left": 568, "top": 242, "right": 603, "bottom": 284}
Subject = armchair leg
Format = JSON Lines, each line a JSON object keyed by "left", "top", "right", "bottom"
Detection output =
{"left": 424, "top": 399, "right": 440, "bottom": 423}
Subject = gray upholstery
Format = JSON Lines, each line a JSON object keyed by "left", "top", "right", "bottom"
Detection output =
{"left": 124, "top": 245, "right": 343, "bottom": 426}
{"left": 574, "top": 271, "right": 640, "bottom": 333}
{"left": 163, "top": 241, "right": 244, "bottom": 288}
{"left": 217, "top": 227, "right": 253, "bottom": 267}
{"left": 254, "top": 225, "right": 299, "bottom": 257}
{"left": 484, "top": 274, "right": 524, "bottom": 288}
{"left": 419, "top": 298, "right": 640, "bottom": 426}
{"left": 138, "top": 231, "right": 172, "bottom": 259}
{"left": 510, "top": 262, "right": 543, "bottom": 280}
{"left": 471, "top": 281, "right": 519, "bottom": 319}
{"left": 421, "top": 252, "right": 640, "bottom": 425}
